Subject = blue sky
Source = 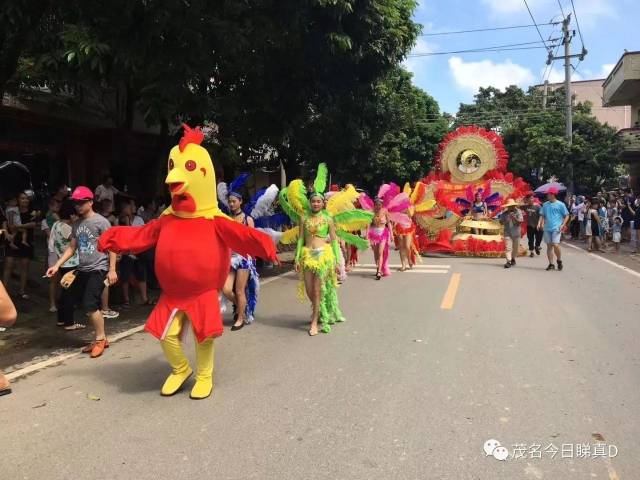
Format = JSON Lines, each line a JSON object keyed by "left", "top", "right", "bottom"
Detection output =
{"left": 406, "top": 0, "right": 639, "bottom": 114}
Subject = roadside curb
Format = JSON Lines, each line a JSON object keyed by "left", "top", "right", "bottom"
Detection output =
{"left": 563, "top": 241, "right": 640, "bottom": 279}
{"left": 6, "top": 270, "right": 295, "bottom": 381}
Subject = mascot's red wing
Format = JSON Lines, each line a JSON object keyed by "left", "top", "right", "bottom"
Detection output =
{"left": 98, "top": 216, "right": 277, "bottom": 342}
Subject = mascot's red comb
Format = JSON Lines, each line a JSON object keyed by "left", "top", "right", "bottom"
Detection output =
{"left": 179, "top": 123, "right": 205, "bottom": 152}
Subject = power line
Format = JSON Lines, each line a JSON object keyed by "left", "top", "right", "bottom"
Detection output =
{"left": 541, "top": 41, "right": 562, "bottom": 84}
{"left": 413, "top": 107, "right": 567, "bottom": 120}
{"left": 571, "top": 60, "right": 583, "bottom": 76}
{"left": 408, "top": 40, "right": 560, "bottom": 57}
{"left": 569, "top": 0, "right": 585, "bottom": 49}
{"left": 454, "top": 112, "right": 566, "bottom": 121}
{"left": 523, "top": 0, "right": 552, "bottom": 52}
{"left": 408, "top": 46, "right": 553, "bottom": 57}
{"left": 414, "top": 106, "right": 618, "bottom": 124}
{"left": 419, "top": 22, "right": 560, "bottom": 37}
{"left": 535, "top": 7, "right": 564, "bottom": 85}
{"left": 384, "top": 106, "right": 569, "bottom": 121}
{"left": 455, "top": 111, "right": 564, "bottom": 119}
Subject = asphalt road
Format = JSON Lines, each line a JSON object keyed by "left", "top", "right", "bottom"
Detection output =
{"left": 2, "top": 246, "right": 639, "bottom": 479}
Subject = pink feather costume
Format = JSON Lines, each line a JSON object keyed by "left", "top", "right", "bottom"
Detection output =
{"left": 360, "top": 183, "right": 412, "bottom": 277}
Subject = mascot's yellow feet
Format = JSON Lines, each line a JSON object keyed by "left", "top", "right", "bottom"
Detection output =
{"left": 161, "top": 367, "right": 193, "bottom": 396}
{"left": 190, "top": 337, "right": 214, "bottom": 399}
{"left": 190, "top": 378, "right": 213, "bottom": 400}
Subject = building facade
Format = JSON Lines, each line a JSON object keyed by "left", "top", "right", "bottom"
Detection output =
{"left": 0, "top": 90, "right": 165, "bottom": 202}
{"left": 603, "top": 51, "right": 640, "bottom": 191}
{"left": 539, "top": 79, "right": 632, "bottom": 131}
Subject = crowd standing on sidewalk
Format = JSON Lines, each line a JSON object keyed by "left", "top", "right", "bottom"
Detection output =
{"left": 502, "top": 187, "right": 640, "bottom": 274}
{"left": 565, "top": 188, "right": 640, "bottom": 254}
{"left": 0, "top": 178, "right": 170, "bottom": 355}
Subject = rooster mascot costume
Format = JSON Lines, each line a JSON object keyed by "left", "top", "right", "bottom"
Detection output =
{"left": 98, "top": 124, "right": 277, "bottom": 399}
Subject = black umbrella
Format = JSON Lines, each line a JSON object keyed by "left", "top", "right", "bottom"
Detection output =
{"left": 0, "top": 161, "right": 33, "bottom": 198}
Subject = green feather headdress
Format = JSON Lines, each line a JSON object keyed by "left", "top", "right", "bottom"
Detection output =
{"left": 309, "top": 163, "right": 328, "bottom": 198}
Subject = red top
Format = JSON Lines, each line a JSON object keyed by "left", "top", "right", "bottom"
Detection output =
{"left": 98, "top": 215, "right": 277, "bottom": 342}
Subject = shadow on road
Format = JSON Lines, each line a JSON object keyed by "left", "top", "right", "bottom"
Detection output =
{"left": 64, "top": 352, "right": 166, "bottom": 395}
{"left": 257, "top": 314, "right": 313, "bottom": 332}
{"left": 456, "top": 261, "right": 549, "bottom": 272}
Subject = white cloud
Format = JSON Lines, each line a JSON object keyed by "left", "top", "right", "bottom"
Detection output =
{"left": 600, "top": 63, "right": 615, "bottom": 77}
{"left": 540, "top": 64, "right": 612, "bottom": 84}
{"left": 546, "top": 66, "right": 582, "bottom": 83}
{"left": 481, "top": 0, "right": 616, "bottom": 27}
{"left": 416, "top": 0, "right": 429, "bottom": 13}
{"left": 481, "top": 0, "right": 544, "bottom": 14}
{"left": 572, "top": 0, "right": 617, "bottom": 27}
{"left": 448, "top": 56, "right": 535, "bottom": 92}
{"left": 403, "top": 38, "right": 437, "bottom": 74}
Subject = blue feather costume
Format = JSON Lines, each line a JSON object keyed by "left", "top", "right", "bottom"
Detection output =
{"left": 217, "top": 175, "right": 284, "bottom": 324}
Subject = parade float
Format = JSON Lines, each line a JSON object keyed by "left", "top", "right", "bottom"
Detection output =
{"left": 413, "top": 126, "right": 531, "bottom": 257}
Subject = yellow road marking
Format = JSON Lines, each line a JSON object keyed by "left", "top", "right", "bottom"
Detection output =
{"left": 440, "top": 273, "right": 461, "bottom": 310}
{"left": 607, "top": 462, "right": 620, "bottom": 480}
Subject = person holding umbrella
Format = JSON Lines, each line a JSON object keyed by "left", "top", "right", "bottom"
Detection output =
{"left": 499, "top": 199, "right": 523, "bottom": 269}
{"left": 537, "top": 188, "right": 570, "bottom": 271}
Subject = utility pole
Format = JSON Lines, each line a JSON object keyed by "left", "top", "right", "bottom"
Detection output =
{"left": 562, "top": 15, "right": 572, "bottom": 147}
{"left": 539, "top": 79, "right": 549, "bottom": 182}
{"left": 546, "top": 13, "right": 587, "bottom": 192}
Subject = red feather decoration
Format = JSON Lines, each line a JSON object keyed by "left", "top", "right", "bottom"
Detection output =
{"left": 432, "top": 125, "right": 509, "bottom": 174}
{"left": 179, "top": 123, "right": 205, "bottom": 152}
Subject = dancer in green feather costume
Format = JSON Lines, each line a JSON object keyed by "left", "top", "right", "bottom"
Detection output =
{"left": 279, "top": 164, "right": 372, "bottom": 335}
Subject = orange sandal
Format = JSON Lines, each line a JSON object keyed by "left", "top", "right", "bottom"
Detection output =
{"left": 82, "top": 338, "right": 109, "bottom": 356}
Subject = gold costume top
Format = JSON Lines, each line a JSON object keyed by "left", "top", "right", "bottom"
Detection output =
{"left": 304, "top": 212, "right": 331, "bottom": 239}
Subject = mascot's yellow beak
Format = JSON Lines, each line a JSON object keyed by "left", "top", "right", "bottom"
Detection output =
{"left": 165, "top": 168, "right": 189, "bottom": 196}
{"left": 161, "top": 143, "right": 226, "bottom": 219}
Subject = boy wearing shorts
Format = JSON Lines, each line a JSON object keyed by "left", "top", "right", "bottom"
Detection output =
{"left": 46, "top": 187, "right": 118, "bottom": 357}
{"left": 538, "top": 188, "right": 570, "bottom": 271}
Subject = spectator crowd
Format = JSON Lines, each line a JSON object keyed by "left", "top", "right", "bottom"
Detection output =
{"left": 565, "top": 188, "right": 640, "bottom": 254}
{"left": 0, "top": 175, "right": 166, "bottom": 323}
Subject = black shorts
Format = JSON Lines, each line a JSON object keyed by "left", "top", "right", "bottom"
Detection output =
{"left": 70, "top": 270, "right": 106, "bottom": 313}
{"left": 119, "top": 255, "right": 147, "bottom": 282}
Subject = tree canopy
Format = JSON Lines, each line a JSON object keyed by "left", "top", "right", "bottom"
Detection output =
{"left": 455, "top": 85, "right": 623, "bottom": 193}
{"left": 2, "top": 0, "right": 449, "bottom": 189}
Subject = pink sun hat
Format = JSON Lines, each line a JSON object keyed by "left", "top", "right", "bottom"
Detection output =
{"left": 70, "top": 186, "right": 94, "bottom": 201}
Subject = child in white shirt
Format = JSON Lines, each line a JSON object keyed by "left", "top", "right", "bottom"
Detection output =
{"left": 612, "top": 215, "right": 623, "bottom": 253}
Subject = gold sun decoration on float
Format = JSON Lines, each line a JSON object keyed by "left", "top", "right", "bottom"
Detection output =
{"left": 440, "top": 134, "right": 499, "bottom": 183}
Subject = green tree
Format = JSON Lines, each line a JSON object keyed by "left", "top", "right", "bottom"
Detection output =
{"left": 7, "top": 0, "right": 423, "bottom": 178}
{"left": 0, "top": 0, "right": 48, "bottom": 96}
{"left": 361, "top": 68, "right": 449, "bottom": 187}
{"left": 284, "top": 67, "right": 448, "bottom": 190}
{"left": 457, "top": 86, "right": 622, "bottom": 193}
